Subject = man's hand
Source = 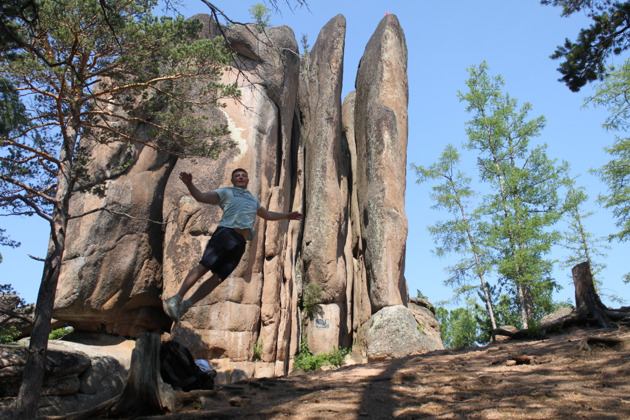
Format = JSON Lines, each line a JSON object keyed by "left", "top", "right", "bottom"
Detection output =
{"left": 179, "top": 172, "right": 220, "bottom": 204}
{"left": 257, "top": 208, "right": 304, "bottom": 221}
{"left": 179, "top": 172, "right": 193, "bottom": 186}
{"left": 287, "top": 211, "right": 303, "bottom": 221}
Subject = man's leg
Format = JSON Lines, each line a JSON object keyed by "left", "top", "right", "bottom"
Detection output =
{"left": 164, "top": 264, "right": 210, "bottom": 322}
{"left": 178, "top": 264, "right": 210, "bottom": 298}
{"left": 184, "top": 273, "right": 223, "bottom": 308}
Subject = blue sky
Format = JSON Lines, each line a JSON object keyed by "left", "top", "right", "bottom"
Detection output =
{"left": 2, "top": 0, "right": 628, "bottom": 309}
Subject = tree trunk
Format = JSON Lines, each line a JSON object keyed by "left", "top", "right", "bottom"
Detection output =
{"left": 477, "top": 273, "right": 497, "bottom": 330}
{"left": 13, "top": 245, "right": 62, "bottom": 420}
{"left": 63, "top": 332, "right": 176, "bottom": 419}
{"left": 517, "top": 284, "right": 529, "bottom": 329}
{"left": 572, "top": 261, "right": 610, "bottom": 328}
{"left": 13, "top": 119, "right": 78, "bottom": 419}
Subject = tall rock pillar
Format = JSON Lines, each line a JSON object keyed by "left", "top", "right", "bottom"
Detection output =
{"left": 354, "top": 14, "right": 409, "bottom": 312}
{"left": 298, "top": 15, "right": 350, "bottom": 353}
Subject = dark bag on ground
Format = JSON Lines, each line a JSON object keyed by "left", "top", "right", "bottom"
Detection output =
{"left": 160, "top": 340, "right": 215, "bottom": 391}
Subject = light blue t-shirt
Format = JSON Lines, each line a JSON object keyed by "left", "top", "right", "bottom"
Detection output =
{"left": 215, "top": 187, "right": 262, "bottom": 240}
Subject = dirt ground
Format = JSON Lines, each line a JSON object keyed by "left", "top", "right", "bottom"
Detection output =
{"left": 144, "top": 326, "right": 630, "bottom": 419}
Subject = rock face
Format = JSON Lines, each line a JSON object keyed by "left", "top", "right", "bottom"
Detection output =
{"left": 298, "top": 14, "right": 351, "bottom": 352}
{"left": 0, "top": 340, "right": 127, "bottom": 417}
{"left": 53, "top": 13, "right": 441, "bottom": 380}
{"left": 299, "top": 14, "right": 349, "bottom": 306}
{"left": 365, "top": 305, "right": 442, "bottom": 362}
{"left": 408, "top": 297, "right": 444, "bottom": 351}
{"left": 0, "top": 293, "right": 64, "bottom": 339}
{"left": 0, "top": 294, "right": 34, "bottom": 339}
{"left": 354, "top": 14, "right": 409, "bottom": 312}
{"left": 53, "top": 137, "right": 175, "bottom": 336}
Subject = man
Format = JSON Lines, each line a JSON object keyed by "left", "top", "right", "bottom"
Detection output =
{"left": 163, "top": 168, "right": 303, "bottom": 322}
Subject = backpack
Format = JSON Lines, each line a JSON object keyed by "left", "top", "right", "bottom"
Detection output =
{"left": 160, "top": 340, "right": 215, "bottom": 391}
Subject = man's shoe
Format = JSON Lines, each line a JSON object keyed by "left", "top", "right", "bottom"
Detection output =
{"left": 164, "top": 295, "right": 183, "bottom": 322}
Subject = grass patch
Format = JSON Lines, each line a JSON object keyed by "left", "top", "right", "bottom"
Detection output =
{"left": 253, "top": 338, "right": 262, "bottom": 361}
{"left": 294, "top": 343, "right": 349, "bottom": 372}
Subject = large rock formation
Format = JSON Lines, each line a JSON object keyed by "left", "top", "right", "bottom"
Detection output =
{"left": 52, "top": 13, "right": 441, "bottom": 380}
{"left": 298, "top": 14, "right": 351, "bottom": 353}
{"left": 354, "top": 14, "right": 409, "bottom": 312}
{"left": 53, "top": 137, "right": 175, "bottom": 336}
{"left": 0, "top": 338, "right": 129, "bottom": 417}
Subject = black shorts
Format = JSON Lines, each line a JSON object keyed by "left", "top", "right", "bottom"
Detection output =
{"left": 199, "top": 226, "right": 246, "bottom": 280}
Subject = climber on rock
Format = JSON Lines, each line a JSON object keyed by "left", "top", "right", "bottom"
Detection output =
{"left": 163, "top": 168, "right": 303, "bottom": 322}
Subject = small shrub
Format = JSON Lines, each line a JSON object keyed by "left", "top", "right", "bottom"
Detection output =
{"left": 0, "top": 326, "right": 20, "bottom": 344}
{"left": 525, "top": 318, "right": 543, "bottom": 338}
{"left": 248, "top": 3, "right": 271, "bottom": 32}
{"left": 293, "top": 345, "right": 349, "bottom": 372}
{"left": 49, "top": 327, "right": 73, "bottom": 340}
{"left": 302, "top": 282, "right": 322, "bottom": 318}
{"left": 253, "top": 338, "right": 262, "bottom": 361}
{"left": 300, "top": 33, "right": 310, "bottom": 57}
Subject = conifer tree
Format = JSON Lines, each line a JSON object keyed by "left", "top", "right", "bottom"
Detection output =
{"left": 587, "top": 60, "right": 630, "bottom": 248}
{"left": 542, "top": 0, "right": 630, "bottom": 91}
{"left": 459, "top": 62, "right": 570, "bottom": 328}
{"left": 585, "top": 59, "right": 630, "bottom": 284}
{"left": 413, "top": 145, "right": 498, "bottom": 330}
{"left": 1, "top": 1, "right": 239, "bottom": 416}
{"left": 561, "top": 183, "right": 609, "bottom": 281}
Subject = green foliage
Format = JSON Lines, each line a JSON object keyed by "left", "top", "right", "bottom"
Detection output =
{"left": 0, "top": 228, "right": 21, "bottom": 264}
{"left": 436, "top": 298, "right": 491, "bottom": 348}
{"left": 293, "top": 344, "right": 349, "bottom": 372}
{"left": 0, "top": 326, "right": 20, "bottom": 344}
{"left": 0, "top": 78, "right": 28, "bottom": 138}
{"left": 1, "top": 283, "right": 26, "bottom": 306}
{"left": 542, "top": 1, "right": 630, "bottom": 91}
{"left": 300, "top": 33, "right": 310, "bottom": 56}
{"left": 584, "top": 58, "right": 630, "bottom": 284}
{"left": 416, "top": 289, "right": 428, "bottom": 299}
{"left": 0, "top": 0, "right": 38, "bottom": 55}
{"left": 587, "top": 60, "right": 630, "bottom": 246}
{"left": 413, "top": 144, "right": 497, "bottom": 329}
{"left": 0, "top": 285, "right": 25, "bottom": 344}
{"left": 253, "top": 338, "right": 262, "bottom": 361}
{"left": 1, "top": 0, "right": 240, "bottom": 224}
{"left": 525, "top": 317, "right": 543, "bottom": 337}
{"left": 416, "top": 63, "right": 571, "bottom": 331}
{"left": 560, "top": 181, "right": 615, "bottom": 299}
{"left": 541, "top": 1, "right": 615, "bottom": 17}
{"left": 459, "top": 62, "right": 569, "bottom": 328}
{"left": 49, "top": 327, "right": 73, "bottom": 340}
{"left": 302, "top": 282, "right": 322, "bottom": 317}
{"left": 249, "top": 3, "right": 272, "bottom": 31}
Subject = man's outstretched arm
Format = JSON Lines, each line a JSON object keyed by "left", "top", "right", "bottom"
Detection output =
{"left": 179, "top": 172, "right": 220, "bottom": 204}
{"left": 257, "top": 207, "right": 303, "bottom": 221}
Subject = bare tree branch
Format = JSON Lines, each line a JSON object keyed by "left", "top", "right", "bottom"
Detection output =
{"left": 68, "top": 206, "right": 169, "bottom": 225}
{"left": 0, "top": 308, "right": 34, "bottom": 325}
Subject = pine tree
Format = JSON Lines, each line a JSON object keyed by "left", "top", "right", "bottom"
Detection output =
{"left": 585, "top": 58, "right": 630, "bottom": 284}
{"left": 459, "top": 62, "right": 570, "bottom": 328}
{"left": 561, "top": 182, "right": 609, "bottom": 280}
{"left": 1, "top": 1, "right": 239, "bottom": 416}
{"left": 413, "top": 145, "right": 498, "bottom": 329}
{"left": 587, "top": 60, "right": 630, "bottom": 247}
{"left": 542, "top": 0, "right": 630, "bottom": 91}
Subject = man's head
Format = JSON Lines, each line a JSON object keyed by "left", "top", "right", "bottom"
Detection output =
{"left": 231, "top": 168, "right": 249, "bottom": 188}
